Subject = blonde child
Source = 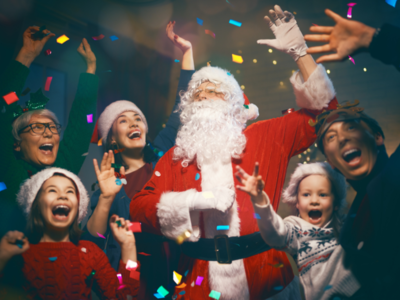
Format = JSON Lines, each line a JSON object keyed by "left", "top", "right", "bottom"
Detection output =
{"left": 236, "top": 162, "right": 360, "bottom": 300}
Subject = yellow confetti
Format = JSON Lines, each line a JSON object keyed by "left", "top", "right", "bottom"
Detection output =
{"left": 56, "top": 34, "right": 70, "bottom": 44}
{"left": 173, "top": 271, "right": 182, "bottom": 285}
{"left": 98, "top": 138, "right": 103, "bottom": 146}
{"left": 232, "top": 54, "right": 243, "bottom": 64}
{"left": 176, "top": 230, "right": 191, "bottom": 245}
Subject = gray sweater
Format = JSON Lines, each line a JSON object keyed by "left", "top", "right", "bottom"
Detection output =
{"left": 253, "top": 195, "right": 360, "bottom": 300}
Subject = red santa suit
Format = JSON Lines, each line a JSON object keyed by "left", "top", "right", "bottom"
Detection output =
{"left": 130, "top": 64, "right": 337, "bottom": 300}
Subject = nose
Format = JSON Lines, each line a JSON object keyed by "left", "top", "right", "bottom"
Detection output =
{"left": 338, "top": 132, "right": 350, "bottom": 148}
{"left": 43, "top": 126, "right": 53, "bottom": 137}
{"left": 310, "top": 195, "right": 319, "bottom": 205}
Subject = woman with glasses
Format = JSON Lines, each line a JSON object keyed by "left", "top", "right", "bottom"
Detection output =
{"left": 0, "top": 26, "right": 98, "bottom": 234}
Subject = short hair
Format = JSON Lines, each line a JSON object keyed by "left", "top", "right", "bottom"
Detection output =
{"left": 12, "top": 109, "right": 60, "bottom": 142}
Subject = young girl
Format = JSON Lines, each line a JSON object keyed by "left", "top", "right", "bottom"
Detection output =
{"left": 84, "top": 21, "right": 194, "bottom": 298}
{"left": 236, "top": 162, "right": 360, "bottom": 300}
{"left": 0, "top": 167, "right": 139, "bottom": 299}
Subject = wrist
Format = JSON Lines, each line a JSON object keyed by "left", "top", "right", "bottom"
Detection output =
{"left": 251, "top": 194, "right": 267, "bottom": 206}
{"left": 361, "top": 25, "right": 376, "bottom": 49}
{"left": 0, "top": 249, "right": 12, "bottom": 262}
{"left": 86, "top": 64, "right": 96, "bottom": 74}
{"left": 15, "top": 49, "right": 36, "bottom": 67}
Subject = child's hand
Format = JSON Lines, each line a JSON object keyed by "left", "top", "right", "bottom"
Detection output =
{"left": 110, "top": 215, "right": 137, "bottom": 264}
{"left": 236, "top": 163, "right": 267, "bottom": 205}
{"left": 166, "top": 21, "right": 192, "bottom": 53}
{"left": 93, "top": 151, "right": 125, "bottom": 199}
{"left": 0, "top": 231, "right": 29, "bottom": 261}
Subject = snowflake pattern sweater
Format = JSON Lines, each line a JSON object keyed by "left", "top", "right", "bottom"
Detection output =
{"left": 253, "top": 198, "right": 360, "bottom": 300}
{"left": 2, "top": 240, "right": 139, "bottom": 299}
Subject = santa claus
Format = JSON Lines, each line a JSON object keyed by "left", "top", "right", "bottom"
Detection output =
{"left": 130, "top": 5, "right": 338, "bottom": 300}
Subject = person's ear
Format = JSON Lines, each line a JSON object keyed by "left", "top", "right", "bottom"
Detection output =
{"left": 13, "top": 141, "right": 21, "bottom": 152}
{"left": 295, "top": 202, "right": 299, "bottom": 210}
{"left": 375, "top": 133, "right": 384, "bottom": 146}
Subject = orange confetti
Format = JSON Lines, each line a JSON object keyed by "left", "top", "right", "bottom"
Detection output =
{"left": 97, "top": 138, "right": 103, "bottom": 146}
{"left": 232, "top": 54, "right": 243, "bottom": 64}
{"left": 113, "top": 148, "right": 125, "bottom": 154}
{"left": 176, "top": 283, "right": 186, "bottom": 288}
{"left": 205, "top": 29, "right": 215, "bottom": 38}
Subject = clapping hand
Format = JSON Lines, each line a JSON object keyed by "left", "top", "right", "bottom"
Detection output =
{"left": 236, "top": 163, "right": 267, "bottom": 206}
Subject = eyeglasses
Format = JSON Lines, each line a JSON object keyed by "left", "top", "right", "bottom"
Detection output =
{"left": 194, "top": 84, "right": 224, "bottom": 100}
{"left": 19, "top": 122, "right": 62, "bottom": 135}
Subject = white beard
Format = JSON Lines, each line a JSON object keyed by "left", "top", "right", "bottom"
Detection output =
{"left": 173, "top": 100, "right": 247, "bottom": 168}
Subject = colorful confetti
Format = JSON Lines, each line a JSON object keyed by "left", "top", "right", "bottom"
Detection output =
{"left": 153, "top": 293, "right": 164, "bottom": 299}
{"left": 195, "top": 276, "right": 204, "bottom": 286}
{"left": 44, "top": 49, "right": 52, "bottom": 56}
{"left": 195, "top": 173, "right": 200, "bottom": 180}
{"left": 97, "top": 232, "right": 106, "bottom": 239}
{"left": 179, "top": 291, "right": 186, "bottom": 295}
{"left": 232, "top": 54, "right": 243, "bottom": 64}
{"left": 139, "top": 252, "right": 151, "bottom": 256}
{"left": 21, "top": 87, "right": 31, "bottom": 96}
{"left": 44, "top": 77, "right": 53, "bottom": 91}
{"left": 110, "top": 35, "right": 119, "bottom": 41}
{"left": 129, "top": 222, "right": 142, "bottom": 233}
{"left": 92, "top": 34, "right": 105, "bottom": 41}
{"left": 205, "top": 29, "right": 216, "bottom": 38}
{"left": 209, "top": 290, "right": 221, "bottom": 299}
{"left": 229, "top": 20, "right": 242, "bottom": 27}
{"left": 48, "top": 257, "right": 57, "bottom": 262}
{"left": 130, "top": 269, "right": 140, "bottom": 280}
{"left": 348, "top": 55, "right": 355, "bottom": 64}
{"left": 56, "top": 34, "right": 69, "bottom": 44}
{"left": 157, "top": 286, "right": 169, "bottom": 297}
{"left": 347, "top": 3, "right": 356, "bottom": 19}
{"left": 254, "top": 213, "right": 261, "bottom": 219}
{"left": 202, "top": 191, "right": 214, "bottom": 199}
{"left": 87, "top": 114, "right": 93, "bottom": 123}
{"left": 184, "top": 270, "right": 189, "bottom": 277}
{"left": 176, "top": 283, "right": 186, "bottom": 288}
{"left": 126, "top": 260, "right": 138, "bottom": 271}
{"left": 357, "top": 241, "right": 364, "bottom": 250}
{"left": 176, "top": 230, "right": 191, "bottom": 245}
{"left": 282, "top": 108, "right": 295, "bottom": 115}
{"left": 116, "top": 178, "right": 122, "bottom": 186}
{"left": 121, "top": 178, "right": 127, "bottom": 185}
{"left": 196, "top": 18, "right": 204, "bottom": 26}
{"left": 2, "top": 92, "right": 19, "bottom": 105}
{"left": 273, "top": 286, "right": 283, "bottom": 291}
{"left": 116, "top": 220, "right": 122, "bottom": 227}
{"left": 386, "top": 0, "right": 397, "bottom": 7}
{"left": 216, "top": 225, "right": 229, "bottom": 230}
{"left": 15, "top": 239, "right": 24, "bottom": 249}
{"left": 117, "top": 273, "right": 123, "bottom": 285}
{"left": 174, "top": 59, "right": 180, "bottom": 63}
{"left": 155, "top": 171, "right": 161, "bottom": 177}
{"left": 173, "top": 271, "right": 182, "bottom": 284}
{"left": 98, "top": 138, "right": 103, "bottom": 146}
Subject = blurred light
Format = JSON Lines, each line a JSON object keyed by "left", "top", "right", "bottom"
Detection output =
{"left": 303, "top": 161, "right": 307, "bottom": 164}
{"left": 238, "top": 50, "right": 242, "bottom": 54}
{"left": 162, "top": 124, "right": 166, "bottom": 128}
{"left": 298, "top": 154, "right": 301, "bottom": 158}
{"left": 292, "top": 70, "right": 295, "bottom": 74}
{"left": 307, "top": 148, "right": 311, "bottom": 152}
{"left": 303, "top": 151, "right": 307, "bottom": 155}
{"left": 386, "top": 0, "right": 397, "bottom": 8}
{"left": 363, "top": 68, "right": 367, "bottom": 72}
{"left": 241, "top": 85, "right": 245, "bottom": 90}
{"left": 293, "top": 12, "right": 297, "bottom": 15}
{"left": 280, "top": 81, "right": 283, "bottom": 86}
{"left": 253, "top": 59, "right": 257, "bottom": 63}
{"left": 272, "top": 60, "right": 277, "bottom": 65}
{"left": 236, "top": 70, "right": 241, "bottom": 74}
{"left": 307, "top": 157, "right": 310, "bottom": 161}
{"left": 327, "top": 69, "right": 331, "bottom": 74}
{"left": 315, "top": 143, "right": 318, "bottom": 147}
{"left": 268, "top": 49, "right": 273, "bottom": 53}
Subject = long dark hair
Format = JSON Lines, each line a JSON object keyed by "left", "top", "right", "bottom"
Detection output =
{"left": 26, "top": 174, "right": 82, "bottom": 245}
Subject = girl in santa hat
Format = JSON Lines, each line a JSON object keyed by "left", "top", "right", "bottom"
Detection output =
{"left": 0, "top": 164, "right": 139, "bottom": 299}
{"left": 83, "top": 21, "right": 194, "bottom": 298}
{"left": 236, "top": 162, "right": 360, "bottom": 300}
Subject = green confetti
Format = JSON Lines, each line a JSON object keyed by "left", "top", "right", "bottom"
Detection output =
{"left": 209, "top": 290, "right": 221, "bottom": 299}
{"left": 116, "top": 220, "right": 122, "bottom": 227}
{"left": 243, "top": 104, "right": 249, "bottom": 109}
{"left": 157, "top": 286, "right": 169, "bottom": 297}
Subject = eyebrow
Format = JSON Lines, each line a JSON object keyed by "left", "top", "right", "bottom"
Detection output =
{"left": 117, "top": 113, "right": 140, "bottom": 119}
{"left": 46, "top": 185, "right": 75, "bottom": 190}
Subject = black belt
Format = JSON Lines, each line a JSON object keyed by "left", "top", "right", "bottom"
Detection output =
{"left": 181, "top": 232, "right": 271, "bottom": 264}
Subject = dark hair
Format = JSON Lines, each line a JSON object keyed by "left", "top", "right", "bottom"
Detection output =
{"left": 26, "top": 174, "right": 82, "bottom": 245}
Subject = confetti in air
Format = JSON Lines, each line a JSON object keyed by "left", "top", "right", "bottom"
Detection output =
{"left": 173, "top": 271, "right": 182, "bottom": 284}
{"left": 174, "top": 59, "right": 180, "bottom": 63}
{"left": 87, "top": 114, "right": 93, "bottom": 123}
{"left": 232, "top": 54, "right": 243, "bottom": 64}
{"left": 209, "top": 290, "right": 221, "bottom": 299}
{"left": 254, "top": 213, "right": 261, "bottom": 219}
{"left": 56, "top": 35, "right": 69, "bottom": 44}
{"left": 229, "top": 20, "right": 242, "bottom": 27}
{"left": 110, "top": 35, "right": 119, "bottom": 41}
{"left": 44, "top": 49, "right": 52, "bottom": 56}
{"left": 195, "top": 276, "right": 204, "bottom": 286}
{"left": 2, "top": 92, "right": 19, "bottom": 105}
{"left": 157, "top": 286, "right": 169, "bottom": 297}
{"left": 347, "top": 3, "right": 356, "bottom": 19}
{"left": 195, "top": 173, "right": 200, "bottom": 180}
{"left": 44, "top": 77, "right": 53, "bottom": 91}
{"left": 216, "top": 225, "right": 229, "bottom": 230}
{"left": 129, "top": 222, "right": 142, "bottom": 233}
{"left": 92, "top": 34, "right": 105, "bottom": 40}
{"left": 97, "top": 232, "right": 106, "bottom": 239}
{"left": 196, "top": 18, "right": 204, "bottom": 26}
{"left": 48, "top": 257, "right": 58, "bottom": 262}
{"left": 386, "top": 0, "right": 397, "bottom": 7}
{"left": 348, "top": 56, "right": 355, "bottom": 64}
{"left": 176, "top": 283, "right": 186, "bottom": 288}
{"left": 205, "top": 29, "right": 216, "bottom": 38}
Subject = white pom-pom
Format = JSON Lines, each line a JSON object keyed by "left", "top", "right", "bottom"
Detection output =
{"left": 246, "top": 103, "right": 259, "bottom": 120}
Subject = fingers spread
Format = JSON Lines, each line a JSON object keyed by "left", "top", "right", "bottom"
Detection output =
{"left": 303, "top": 34, "right": 330, "bottom": 42}
{"left": 315, "top": 53, "right": 343, "bottom": 63}
{"left": 309, "top": 26, "right": 334, "bottom": 33}
{"left": 269, "top": 9, "right": 282, "bottom": 26}
{"left": 263, "top": 16, "right": 276, "bottom": 30}
{"left": 283, "top": 11, "right": 294, "bottom": 22}
{"left": 306, "top": 44, "right": 332, "bottom": 54}
{"left": 82, "top": 38, "right": 91, "bottom": 51}
{"left": 325, "top": 9, "right": 342, "bottom": 23}
{"left": 274, "top": 5, "right": 285, "bottom": 20}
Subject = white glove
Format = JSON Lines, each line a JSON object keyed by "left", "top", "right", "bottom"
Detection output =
{"left": 187, "top": 186, "right": 236, "bottom": 213}
{"left": 257, "top": 5, "right": 307, "bottom": 61}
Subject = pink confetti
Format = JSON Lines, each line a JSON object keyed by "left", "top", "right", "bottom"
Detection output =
{"left": 44, "top": 49, "right": 52, "bottom": 56}
{"left": 348, "top": 56, "right": 355, "bottom": 64}
{"left": 347, "top": 3, "right": 356, "bottom": 19}
{"left": 97, "top": 232, "right": 106, "bottom": 239}
{"left": 129, "top": 222, "right": 142, "bottom": 232}
{"left": 195, "top": 276, "right": 204, "bottom": 286}
{"left": 87, "top": 114, "right": 93, "bottom": 123}
{"left": 92, "top": 34, "right": 105, "bottom": 41}
{"left": 117, "top": 273, "right": 123, "bottom": 285}
{"left": 44, "top": 77, "right": 52, "bottom": 91}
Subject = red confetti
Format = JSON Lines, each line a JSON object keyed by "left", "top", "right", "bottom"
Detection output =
{"left": 129, "top": 222, "right": 142, "bottom": 233}
{"left": 312, "top": 23, "right": 319, "bottom": 26}
{"left": 205, "top": 29, "right": 216, "bottom": 38}
{"left": 45, "top": 49, "right": 52, "bottom": 56}
{"left": 130, "top": 269, "right": 140, "bottom": 280}
{"left": 282, "top": 108, "right": 295, "bottom": 115}
{"left": 92, "top": 34, "right": 105, "bottom": 41}
{"left": 113, "top": 148, "right": 126, "bottom": 154}
{"left": 3, "top": 91, "right": 19, "bottom": 105}
{"left": 138, "top": 252, "right": 151, "bottom": 256}
{"left": 44, "top": 77, "right": 53, "bottom": 91}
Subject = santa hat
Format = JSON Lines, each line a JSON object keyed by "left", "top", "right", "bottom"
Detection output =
{"left": 282, "top": 162, "right": 347, "bottom": 212}
{"left": 189, "top": 66, "right": 259, "bottom": 121}
{"left": 91, "top": 100, "right": 148, "bottom": 144}
{"left": 17, "top": 168, "right": 90, "bottom": 223}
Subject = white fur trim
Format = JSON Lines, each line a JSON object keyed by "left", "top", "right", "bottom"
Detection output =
{"left": 98, "top": 100, "right": 148, "bottom": 141}
{"left": 157, "top": 189, "right": 201, "bottom": 242}
{"left": 200, "top": 160, "right": 250, "bottom": 300}
{"left": 245, "top": 103, "right": 259, "bottom": 121}
{"left": 290, "top": 64, "right": 335, "bottom": 110}
{"left": 16, "top": 167, "right": 90, "bottom": 223}
{"left": 265, "top": 276, "right": 302, "bottom": 300}
{"left": 282, "top": 162, "right": 347, "bottom": 211}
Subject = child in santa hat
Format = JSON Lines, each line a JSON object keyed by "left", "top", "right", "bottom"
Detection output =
{"left": 0, "top": 166, "right": 139, "bottom": 299}
{"left": 236, "top": 162, "right": 360, "bottom": 300}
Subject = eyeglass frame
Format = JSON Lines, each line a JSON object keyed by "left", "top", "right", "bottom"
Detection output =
{"left": 18, "top": 122, "right": 62, "bottom": 135}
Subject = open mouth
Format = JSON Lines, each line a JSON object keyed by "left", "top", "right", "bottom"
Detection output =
{"left": 308, "top": 210, "right": 322, "bottom": 222}
{"left": 342, "top": 148, "right": 362, "bottom": 166}
{"left": 52, "top": 205, "right": 70, "bottom": 220}
{"left": 128, "top": 131, "right": 141, "bottom": 140}
{"left": 39, "top": 143, "right": 54, "bottom": 154}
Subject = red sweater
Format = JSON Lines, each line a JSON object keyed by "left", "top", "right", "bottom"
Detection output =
{"left": 17, "top": 240, "right": 139, "bottom": 299}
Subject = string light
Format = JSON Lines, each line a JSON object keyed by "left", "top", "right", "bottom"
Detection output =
{"left": 268, "top": 49, "right": 273, "bottom": 53}
{"left": 253, "top": 59, "right": 257, "bottom": 63}
{"left": 363, "top": 68, "right": 367, "bottom": 72}
{"left": 272, "top": 60, "right": 277, "bottom": 65}
{"left": 238, "top": 50, "right": 242, "bottom": 54}
{"left": 280, "top": 81, "right": 283, "bottom": 86}
{"left": 236, "top": 70, "right": 241, "bottom": 74}
{"left": 241, "top": 85, "right": 245, "bottom": 90}
{"left": 327, "top": 70, "right": 331, "bottom": 74}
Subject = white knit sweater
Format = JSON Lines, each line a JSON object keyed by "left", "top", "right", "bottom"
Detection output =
{"left": 253, "top": 197, "right": 360, "bottom": 300}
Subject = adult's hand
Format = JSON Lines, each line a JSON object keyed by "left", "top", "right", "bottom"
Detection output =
{"left": 77, "top": 38, "right": 97, "bottom": 74}
{"left": 304, "top": 9, "right": 376, "bottom": 63}
{"left": 166, "top": 21, "right": 194, "bottom": 70}
{"left": 0, "top": 231, "right": 29, "bottom": 272}
{"left": 16, "top": 26, "right": 55, "bottom": 67}
{"left": 257, "top": 5, "right": 308, "bottom": 61}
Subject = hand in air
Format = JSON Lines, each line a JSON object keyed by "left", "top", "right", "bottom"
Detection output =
{"left": 257, "top": 5, "right": 307, "bottom": 61}
{"left": 236, "top": 163, "right": 267, "bottom": 206}
{"left": 304, "top": 9, "right": 376, "bottom": 63}
{"left": 109, "top": 215, "right": 136, "bottom": 247}
{"left": 93, "top": 150, "right": 125, "bottom": 199}
{"left": 77, "top": 38, "right": 97, "bottom": 74}
{"left": 166, "top": 21, "right": 192, "bottom": 53}
{"left": 0, "top": 231, "right": 30, "bottom": 260}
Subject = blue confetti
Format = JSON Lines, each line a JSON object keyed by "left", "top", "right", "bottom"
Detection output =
{"left": 196, "top": 18, "right": 204, "bottom": 26}
{"left": 227, "top": 72, "right": 231, "bottom": 76}
{"left": 174, "top": 59, "right": 180, "bottom": 63}
{"left": 179, "top": 291, "right": 186, "bottom": 295}
{"left": 184, "top": 270, "right": 189, "bottom": 276}
{"left": 158, "top": 151, "right": 164, "bottom": 157}
{"left": 15, "top": 240, "right": 23, "bottom": 249}
{"left": 217, "top": 225, "right": 229, "bottom": 230}
{"left": 110, "top": 35, "right": 119, "bottom": 41}
{"left": 273, "top": 286, "right": 283, "bottom": 291}
{"left": 154, "top": 293, "right": 164, "bottom": 299}
{"left": 254, "top": 213, "right": 261, "bottom": 219}
{"left": 0, "top": 182, "right": 6, "bottom": 192}
{"left": 115, "top": 178, "right": 122, "bottom": 186}
{"left": 49, "top": 257, "right": 57, "bottom": 262}
{"left": 386, "top": 0, "right": 397, "bottom": 8}
{"left": 324, "top": 285, "right": 333, "bottom": 291}
{"left": 229, "top": 19, "right": 242, "bottom": 27}
{"left": 195, "top": 173, "right": 200, "bottom": 180}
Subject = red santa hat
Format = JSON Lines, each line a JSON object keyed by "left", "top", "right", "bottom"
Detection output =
{"left": 91, "top": 100, "right": 148, "bottom": 144}
{"left": 16, "top": 167, "right": 90, "bottom": 223}
{"left": 189, "top": 66, "right": 259, "bottom": 121}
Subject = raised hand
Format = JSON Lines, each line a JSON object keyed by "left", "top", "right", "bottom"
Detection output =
{"left": 77, "top": 38, "right": 97, "bottom": 74}
{"left": 236, "top": 163, "right": 267, "bottom": 206}
{"left": 93, "top": 150, "right": 125, "bottom": 200}
{"left": 0, "top": 231, "right": 29, "bottom": 272}
{"left": 257, "top": 5, "right": 307, "bottom": 61}
{"left": 166, "top": 21, "right": 192, "bottom": 53}
{"left": 304, "top": 9, "right": 376, "bottom": 63}
{"left": 16, "top": 26, "right": 55, "bottom": 67}
{"left": 109, "top": 215, "right": 137, "bottom": 264}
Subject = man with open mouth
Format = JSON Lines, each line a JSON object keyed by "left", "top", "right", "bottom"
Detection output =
{"left": 314, "top": 101, "right": 400, "bottom": 299}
